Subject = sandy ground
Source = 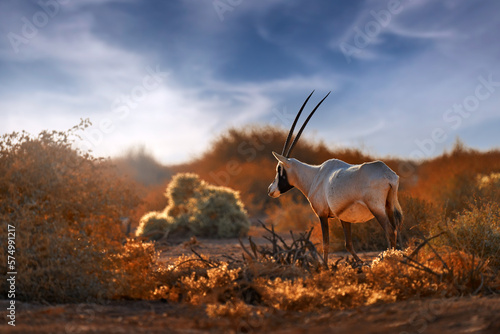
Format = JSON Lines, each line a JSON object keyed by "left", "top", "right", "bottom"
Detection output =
{"left": 2, "top": 236, "right": 500, "bottom": 334}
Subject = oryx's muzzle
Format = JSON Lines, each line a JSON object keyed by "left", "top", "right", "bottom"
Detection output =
{"left": 268, "top": 181, "right": 280, "bottom": 198}
{"left": 268, "top": 164, "right": 293, "bottom": 198}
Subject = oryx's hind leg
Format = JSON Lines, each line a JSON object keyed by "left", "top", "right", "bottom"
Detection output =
{"left": 341, "top": 220, "right": 362, "bottom": 262}
{"left": 370, "top": 209, "right": 397, "bottom": 250}
{"left": 319, "top": 216, "right": 330, "bottom": 266}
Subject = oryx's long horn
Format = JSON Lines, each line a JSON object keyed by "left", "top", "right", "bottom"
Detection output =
{"left": 281, "top": 90, "right": 315, "bottom": 156}
{"left": 285, "top": 91, "right": 330, "bottom": 157}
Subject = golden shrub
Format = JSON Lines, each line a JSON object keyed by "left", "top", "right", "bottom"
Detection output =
{"left": 0, "top": 121, "right": 161, "bottom": 302}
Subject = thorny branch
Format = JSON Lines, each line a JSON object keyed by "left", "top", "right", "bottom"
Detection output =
{"left": 238, "top": 220, "right": 324, "bottom": 270}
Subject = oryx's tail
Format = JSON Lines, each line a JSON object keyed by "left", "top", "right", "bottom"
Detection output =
{"left": 386, "top": 181, "right": 403, "bottom": 232}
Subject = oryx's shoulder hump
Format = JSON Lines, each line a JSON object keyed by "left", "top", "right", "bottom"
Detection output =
{"left": 321, "top": 158, "right": 351, "bottom": 170}
{"left": 359, "top": 160, "right": 398, "bottom": 180}
{"left": 359, "top": 160, "right": 390, "bottom": 170}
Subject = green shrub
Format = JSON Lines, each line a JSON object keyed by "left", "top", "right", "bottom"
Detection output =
{"left": 165, "top": 173, "right": 202, "bottom": 217}
{"left": 189, "top": 185, "right": 250, "bottom": 238}
{"left": 137, "top": 173, "right": 250, "bottom": 239}
{"left": 136, "top": 211, "right": 172, "bottom": 240}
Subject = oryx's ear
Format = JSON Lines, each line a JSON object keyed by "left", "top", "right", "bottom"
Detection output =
{"left": 272, "top": 151, "right": 290, "bottom": 168}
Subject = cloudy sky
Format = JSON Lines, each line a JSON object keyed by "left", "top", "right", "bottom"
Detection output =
{"left": 1, "top": 0, "right": 499, "bottom": 163}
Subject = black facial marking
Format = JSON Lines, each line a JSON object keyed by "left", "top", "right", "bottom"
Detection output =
{"left": 277, "top": 165, "right": 294, "bottom": 193}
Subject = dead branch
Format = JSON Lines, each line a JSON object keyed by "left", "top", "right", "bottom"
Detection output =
{"left": 241, "top": 221, "right": 324, "bottom": 270}
{"left": 406, "top": 232, "right": 446, "bottom": 260}
{"left": 190, "top": 247, "right": 218, "bottom": 268}
{"left": 239, "top": 238, "right": 256, "bottom": 260}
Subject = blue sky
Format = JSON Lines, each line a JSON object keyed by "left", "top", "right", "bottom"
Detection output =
{"left": 0, "top": 0, "right": 499, "bottom": 163}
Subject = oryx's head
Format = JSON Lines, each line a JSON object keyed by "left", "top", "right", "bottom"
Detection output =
{"left": 268, "top": 91, "right": 330, "bottom": 198}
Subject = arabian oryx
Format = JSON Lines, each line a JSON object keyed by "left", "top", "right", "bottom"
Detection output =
{"left": 268, "top": 91, "right": 403, "bottom": 265}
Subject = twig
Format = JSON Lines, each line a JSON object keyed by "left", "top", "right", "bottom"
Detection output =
{"left": 249, "top": 237, "right": 259, "bottom": 258}
{"left": 401, "top": 256, "right": 441, "bottom": 278}
{"left": 239, "top": 238, "right": 256, "bottom": 260}
{"left": 426, "top": 242, "right": 450, "bottom": 272}
{"left": 221, "top": 254, "right": 241, "bottom": 263}
{"left": 190, "top": 247, "right": 217, "bottom": 268}
{"left": 257, "top": 220, "right": 290, "bottom": 249}
{"left": 239, "top": 220, "right": 324, "bottom": 269}
{"left": 407, "top": 232, "right": 446, "bottom": 260}
{"left": 473, "top": 274, "right": 485, "bottom": 295}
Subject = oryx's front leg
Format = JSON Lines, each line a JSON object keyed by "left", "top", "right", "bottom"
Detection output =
{"left": 319, "top": 216, "right": 330, "bottom": 266}
{"left": 341, "top": 220, "right": 362, "bottom": 263}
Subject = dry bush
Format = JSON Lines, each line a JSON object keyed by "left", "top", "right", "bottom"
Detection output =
{"left": 408, "top": 140, "right": 500, "bottom": 209}
{"left": 437, "top": 201, "right": 500, "bottom": 271}
{"left": 437, "top": 170, "right": 500, "bottom": 218}
{"left": 398, "top": 195, "right": 438, "bottom": 236}
{"left": 0, "top": 121, "right": 162, "bottom": 302}
{"left": 477, "top": 172, "right": 500, "bottom": 197}
{"left": 240, "top": 221, "right": 324, "bottom": 270}
{"left": 136, "top": 173, "right": 250, "bottom": 239}
{"left": 112, "top": 240, "right": 162, "bottom": 300}
{"left": 474, "top": 172, "right": 500, "bottom": 209}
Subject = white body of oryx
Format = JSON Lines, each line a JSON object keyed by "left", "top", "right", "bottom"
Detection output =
{"left": 268, "top": 91, "right": 403, "bottom": 265}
